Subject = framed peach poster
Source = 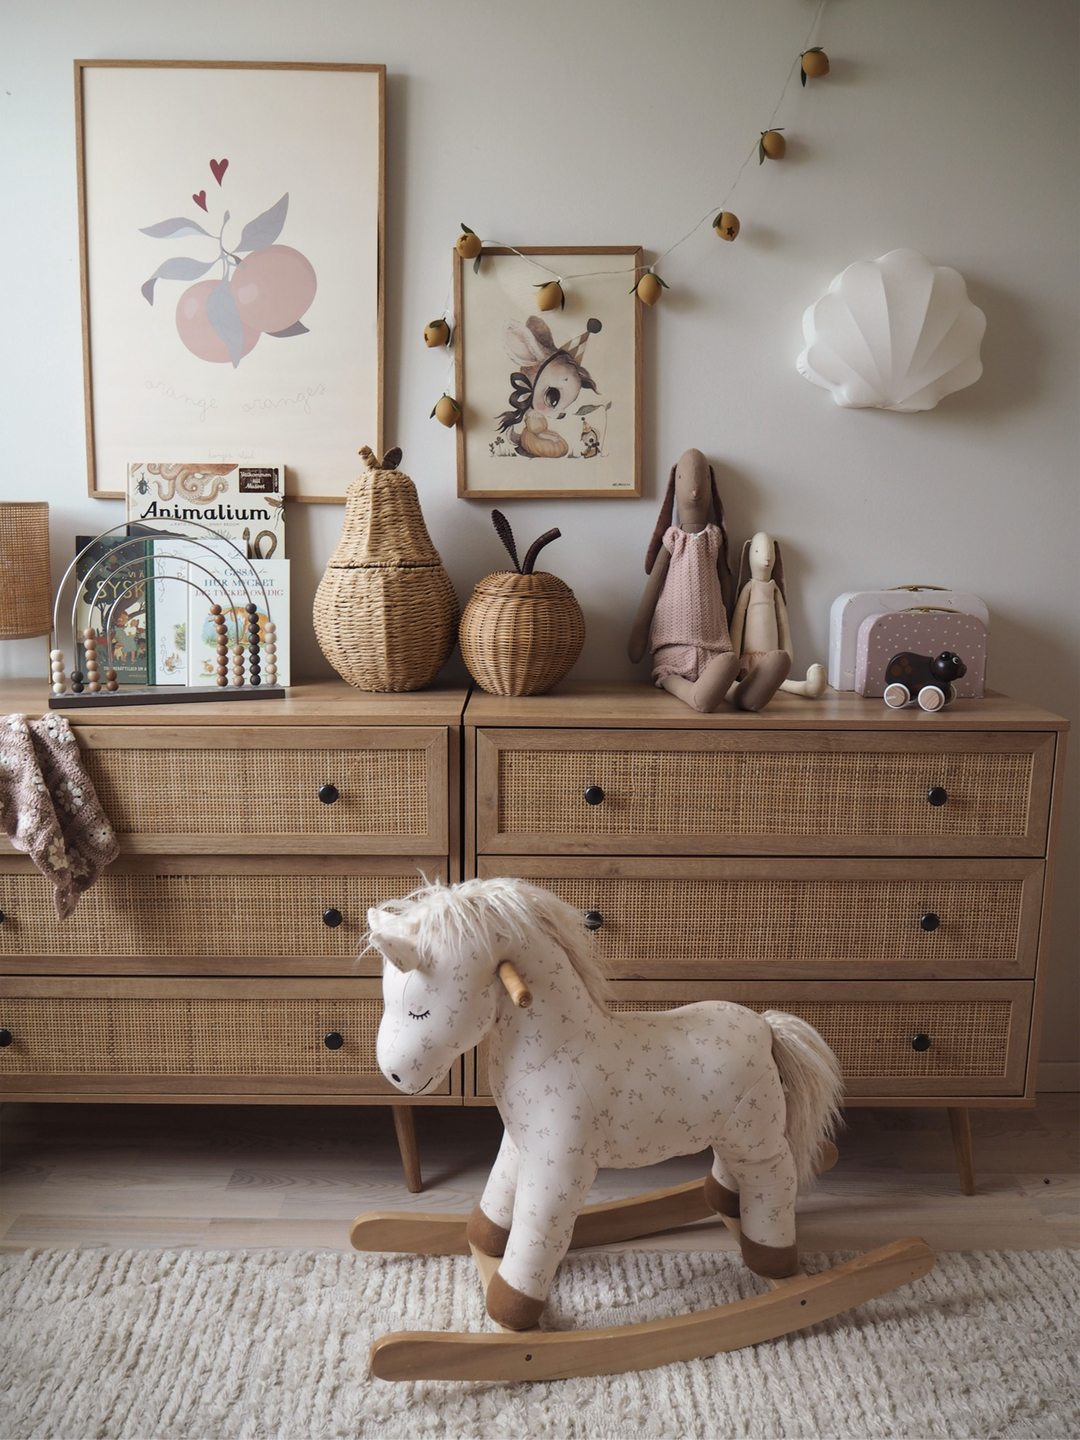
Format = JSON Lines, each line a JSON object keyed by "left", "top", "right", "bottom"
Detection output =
{"left": 75, "top": 61, "right": 384, "bottom": 501}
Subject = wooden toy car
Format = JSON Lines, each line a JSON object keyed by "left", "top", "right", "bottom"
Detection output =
{"left": 883, "top": 651, "right": 967, "bottom": 711}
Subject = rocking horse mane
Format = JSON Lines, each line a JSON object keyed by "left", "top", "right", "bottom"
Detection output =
{"left": 384, "top": 876, "right": 615, "bottom": 1010}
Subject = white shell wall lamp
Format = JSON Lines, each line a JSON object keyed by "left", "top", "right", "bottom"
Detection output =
{"left": 797, "top": 249, "right": 986, "bottom": 411}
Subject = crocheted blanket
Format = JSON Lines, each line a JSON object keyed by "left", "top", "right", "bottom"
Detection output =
{"left": 0, "top": 713, "right": 119, "bottom": 919}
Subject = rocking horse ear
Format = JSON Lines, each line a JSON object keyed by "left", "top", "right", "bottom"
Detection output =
{"left": 366, "top": 907, "right": 423, "bottom": 972}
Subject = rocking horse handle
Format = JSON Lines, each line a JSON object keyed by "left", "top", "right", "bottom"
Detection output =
{"left": 497, "top": 961, "right": 532, "bottom": 1009}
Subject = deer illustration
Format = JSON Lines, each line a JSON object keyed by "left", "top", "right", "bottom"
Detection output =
{"left": 496, "top": 316, "right": 602, "bottom": 457}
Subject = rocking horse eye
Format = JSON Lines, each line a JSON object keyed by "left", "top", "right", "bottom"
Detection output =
{"left": 408, "top": 1009, "right": 431, "bottom": 1020}
{"left": 544, "top": 387, "right": 560, "bottom": 408}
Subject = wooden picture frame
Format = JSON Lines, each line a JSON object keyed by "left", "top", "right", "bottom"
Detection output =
{"left": 74, "top": 60, "right": 385, "bottom": 503}
{"left": 453, "top": 246, "right": 643, "bottom": 499}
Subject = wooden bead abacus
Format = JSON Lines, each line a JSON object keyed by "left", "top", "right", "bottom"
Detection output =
{"left": 211, "top": 605, "right": 230, "bottom": 688}
{"left": 262, "top": 618, "right": 278, "bottom": 687}
{"left": 82, "top": 628, "right": 101, "bottom": 693}
{"left": 246, "top": 603, "right": 261, "bottom": 687}
{"left": 50, "top": 648, "right": 66, "bottom": 697}
{"left": 47, "top": 522, "right": 286, "bottom": 709}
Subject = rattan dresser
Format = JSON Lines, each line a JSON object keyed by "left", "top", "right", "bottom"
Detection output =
{"left": 464, "top": 681, "right": 1068, "bottom": 1191}
{"left": 0, "top": 680, "right": 468, "bottom": 1191}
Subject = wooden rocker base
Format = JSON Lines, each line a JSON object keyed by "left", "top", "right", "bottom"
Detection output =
{"left": 352, "top": 1168, "right": 935, "bottom": 1383}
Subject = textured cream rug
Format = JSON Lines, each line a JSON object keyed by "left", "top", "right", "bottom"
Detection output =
{"left": 1, "top": 1246, "right": 1077, "bottom": 1439}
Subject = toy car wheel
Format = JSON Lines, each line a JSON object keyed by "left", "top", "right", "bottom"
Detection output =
{"left": 917, "top": 685, "right": 946, "bottom": 712}
{"left": 883, "top": 683, "right": 910, "bottom": 708}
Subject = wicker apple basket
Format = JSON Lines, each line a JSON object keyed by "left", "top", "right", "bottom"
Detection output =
{"left": 313, "top": 447, "right": 459, "bottom": 692}
{"left": 459, "top": 514, "right": 584, "bottom": 696}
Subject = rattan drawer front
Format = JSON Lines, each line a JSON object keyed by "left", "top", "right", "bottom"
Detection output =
{"left": 476, "top": 729, "right": 1054, "bottom": 856}
{"left": 477, "top": 859, "right": 1043, "bottom": 980}
{"left": 0, "top": 859, "right": 442, "bottom": 975}
{"left": 605, "top": 1000, "right": 1024, "bottom": 1098}
{"left": 473, "top": 982, "right": 1031, "bottom": 1100}
{"left": 0, "top": 982, "right": 454, "bottom": 1098}
{"left": 76, "top": 726, "right": 448, "bottom": 853}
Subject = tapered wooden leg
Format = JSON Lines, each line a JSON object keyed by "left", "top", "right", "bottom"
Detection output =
{"left": 948, "top": 1107, "right": 976, "bottom": 1195}
{"left": 391, "top": 1105, "right": 422, "bottom": 1193}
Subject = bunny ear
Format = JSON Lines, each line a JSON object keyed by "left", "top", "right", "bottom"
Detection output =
{"left": 736, "top": 539, "right": 753, "bottom": 597}
{"left": 645, "top": 469, "right": 677, "bottom": 573}
{"left": 525, "top": 315, "right": 558, "bottom": 352}
{"left": 709, "top": 465, "right": 735, "bottom": 617}
{"left": 503, "top": 318, "right": 550, "bottom": 367}
{"left": 771, "top": 539, "right": 787, "bottom": 603}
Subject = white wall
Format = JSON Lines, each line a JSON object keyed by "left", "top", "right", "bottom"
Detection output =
{"left": 2, "top": 0, "right": 1077, "bottom": 1070}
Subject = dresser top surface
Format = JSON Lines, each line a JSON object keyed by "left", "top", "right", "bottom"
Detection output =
{"left": 463, "top": 681, "right": 1069, "bottom": 732}
{"left": 3, "top": 677, "right": 1068, "bottom": 732}
{"left": 1, "top": 679, "right": 470, "bottom": 727}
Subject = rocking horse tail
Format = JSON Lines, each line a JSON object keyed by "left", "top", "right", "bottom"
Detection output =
{"left": 762, "top": 1011, "right": 844, "bottom": 1188}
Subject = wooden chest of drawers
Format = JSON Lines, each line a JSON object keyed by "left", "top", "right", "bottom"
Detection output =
{"left": 465, "top": 683, "right": 1067, "bottom": 1188}
{"left": 0, "top": 682, "right": 468, "bottom": 1189}
{"left": 1, "top": 678, "right": 1068, "bottom": 1194}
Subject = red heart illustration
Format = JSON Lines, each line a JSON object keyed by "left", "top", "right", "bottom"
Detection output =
{"left": 210, "top": 158, "right": 229, "bottom": 185}
{"left": 193, "top": 190, "right": 208, "bottom": 211}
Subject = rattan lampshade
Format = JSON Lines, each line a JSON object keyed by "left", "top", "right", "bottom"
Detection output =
{"left": 0, "top": 502, "right": 52, "bottom": 639}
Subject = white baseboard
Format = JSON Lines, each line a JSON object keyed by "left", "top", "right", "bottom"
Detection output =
{"left": 1038, "top": 1062, "right": 1080, "bottom": 1092}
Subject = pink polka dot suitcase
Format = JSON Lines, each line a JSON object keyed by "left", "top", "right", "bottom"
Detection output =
{"left": 854, "top": 609, "right": 987, "bottom": 697}
{"left": 829, "top": 588, "right": 989, "bottom": 691}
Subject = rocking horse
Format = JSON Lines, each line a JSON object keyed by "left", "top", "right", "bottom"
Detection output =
{"left": 351, "top": 877, "right": 935, "bottom": 1382}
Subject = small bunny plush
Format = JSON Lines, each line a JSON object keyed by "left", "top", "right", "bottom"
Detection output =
{"left": 497, "top": 316, "right": 602, "bottom": 457}
{"left": 731, "top": 533, "right": 827, "bottom": 699}
{"left": 628, "top": 450, "right": 791, "bottom": 712}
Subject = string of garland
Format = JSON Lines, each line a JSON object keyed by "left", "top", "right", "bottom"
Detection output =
{"left": 429, "top": 0, "right": 830, "bottom": 423}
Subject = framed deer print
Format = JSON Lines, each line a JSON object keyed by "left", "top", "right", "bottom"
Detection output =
{"left": 74, "top": 61, "right": 384, "bottom": 502}
{"left": 453, "top": 246, "right": 642, "bottom": 499}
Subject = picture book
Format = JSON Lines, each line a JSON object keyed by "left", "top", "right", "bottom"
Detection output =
{"left": 126, "top": 462, "right": 286, "bottom": 554}
{"left": 147, "top": 543, "right": 191, "bottom": 684}
{"left": 185, "top": 552, "right": 290, "bottom": 687}
{"left": 74, "top": 535, "right": 151, "bottom": 685}
{"left": 145, "top": 540, "right": 290, "bottom": 687}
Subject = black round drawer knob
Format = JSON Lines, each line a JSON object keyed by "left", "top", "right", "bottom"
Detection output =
{"left": 919, "top": 912, "right": 941, "bottom": 932}
{"left": 322, "top": 908, "right": 344, "bottom": 928}
{"left": 927, "top": 786, "right": 949, "bottom": 808}
{"left": 583, "top": 785, "right": 606, "bottom": 806}
{"left": 911, "top": 1032, "right": 932, "bottom": 1052}
{"left": 318, "top": 783, "right": 340, "bottom": 805}
{"left": 0, "top": 1029, "right": 12, "bottom": 1048}
{"left": 323, "top": 1032, "right": 345, "bottom": 1050}
{"left": 584, "top": 911, "right": 604, "bottom": 931}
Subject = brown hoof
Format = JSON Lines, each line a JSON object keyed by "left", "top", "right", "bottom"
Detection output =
{"left": 466, "top": 1205, "right": 509, "bottom": 1257}
{"left": 740, "top": 1233, "right": 800, "bottom": 1279}
{"left": 486, "top": 1271, "right": 546, "bottom": 1330}
{"left": 703, "top": 1172, "right": 740, "bottom": 1218}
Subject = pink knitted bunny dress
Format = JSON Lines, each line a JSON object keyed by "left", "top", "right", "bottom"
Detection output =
{"left": 650, "top": 524, "right": 733, "bottom": 684}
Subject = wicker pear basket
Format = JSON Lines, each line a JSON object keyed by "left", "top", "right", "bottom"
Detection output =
{"left": 313, "top": 447, "right": 459, "bottom": 692}
{"left": 459, "top": 513, "right": 584, "bottom": 696}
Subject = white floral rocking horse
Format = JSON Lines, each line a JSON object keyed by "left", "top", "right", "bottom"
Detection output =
{"left": 351, "top": 877, "right": 934, "bottom": 1382}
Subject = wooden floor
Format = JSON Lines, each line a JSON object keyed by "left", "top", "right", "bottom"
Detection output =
{"left": 1, "top": 1096, "right": 1076, "bottom": 1255}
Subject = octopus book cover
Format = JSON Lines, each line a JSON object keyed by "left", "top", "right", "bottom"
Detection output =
{"left": 125, "top": 461, "right": 286, "bottom": 554}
